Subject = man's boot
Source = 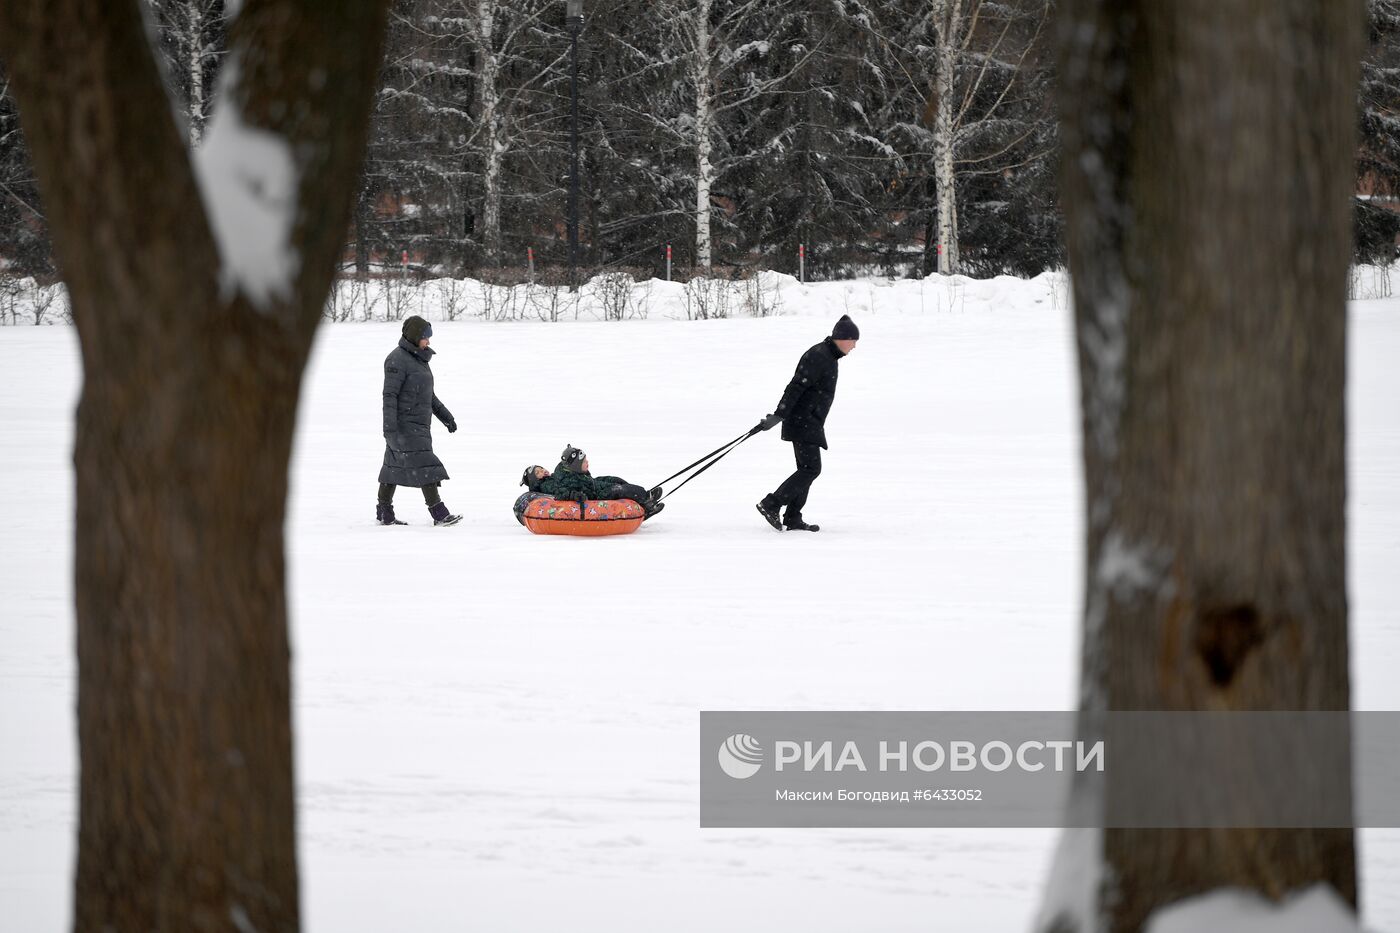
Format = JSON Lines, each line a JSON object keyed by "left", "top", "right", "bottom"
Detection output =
{"left": 783, "top": 512, "right": 820, "bottom": 532}
{"left": 376, "top": 503, "right": 407, "bottom": 526}
{"left": 429, "top": 501, "right": 463, "bottom": 527}
{"left": 755, "top": 496, "right": 783, "bottom": 531}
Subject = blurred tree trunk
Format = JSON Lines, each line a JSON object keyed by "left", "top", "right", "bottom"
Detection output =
{"left": 1047, "top": 1, "right": 1363, "bottom": 931}
{"left": 0, "top": 1, "right": 389, "bottom": 930}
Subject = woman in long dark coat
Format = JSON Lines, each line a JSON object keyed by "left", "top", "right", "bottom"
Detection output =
{"left": 376, "top": 315, "right": 461, "bottom": 526}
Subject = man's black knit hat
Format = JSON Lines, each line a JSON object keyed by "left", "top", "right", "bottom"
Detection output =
{"left": 832, "top": 315, "right": 860, "bottom": 340}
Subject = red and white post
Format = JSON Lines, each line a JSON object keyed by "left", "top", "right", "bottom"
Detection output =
{"left": 666, "top": 243, "right": 672, "bottom": 282}
{"left": 799, "top": 243, "right": 806, "bottom": 284}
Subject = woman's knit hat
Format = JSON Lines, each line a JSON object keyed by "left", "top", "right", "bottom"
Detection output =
{"left": 403, "top": 315, "right": 433, "bottom": 343}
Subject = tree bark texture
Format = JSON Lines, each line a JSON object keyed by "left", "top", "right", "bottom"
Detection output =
{"left": 0, "top": 1, "right": 390, "bottom": 930}
{"left": 1052, "top": 1, "right": 1362, "bottom": 931}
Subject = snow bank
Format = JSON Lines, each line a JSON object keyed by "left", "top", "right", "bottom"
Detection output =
{"left": 1350, "top": 262, "right": 1398, "bottom": 301}
{"left": 323, "top": 268, "right": 1072, "bottom": 323}
{"left": 1146, "top": 885, "right": 1360, "bottom": 933}
{"left": 0, "top": 276, "right": 67, "bottom": 325}
{"left": 9, "top": 261, "right": 1400, "bottom": 326}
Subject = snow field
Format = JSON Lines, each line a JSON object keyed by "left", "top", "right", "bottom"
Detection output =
{"left": 1, "top": 285, "right": 1397, "bottom": 931}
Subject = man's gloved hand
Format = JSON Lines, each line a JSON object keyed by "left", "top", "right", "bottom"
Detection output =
{"left": 445, "top": 419, "right": 458, "bottom": 433}
{"left": 758, "top": 412, "right": 782, "bottom": 431}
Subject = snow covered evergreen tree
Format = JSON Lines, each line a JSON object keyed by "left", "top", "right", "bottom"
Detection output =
{"left": 355, "top": 0, "right": 474, "bottom": 274}
{"left": 354, "top": 0, "right": 570, "bottom": 275}
{"left": 0, "top": 65, "right": 51, "bottom": 278}
{"left": 1356, "top": 0, "right": 1400, "bottom": 263}
{"left": 597, "top": 0, "right": 835, "bottom": 274}
{"left": 730, "top": 1, "right": 898, "bottom": 278}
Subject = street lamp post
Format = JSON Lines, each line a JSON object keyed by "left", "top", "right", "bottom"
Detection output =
{"left": 566, "top": 0, "right": 584, "bottom": 292}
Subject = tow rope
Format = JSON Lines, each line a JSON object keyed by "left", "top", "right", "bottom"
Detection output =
{"left": 652, "top": 424, "right": 761, "bottom": 502}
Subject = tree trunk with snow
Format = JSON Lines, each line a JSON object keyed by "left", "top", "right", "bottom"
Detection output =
{"left": 931, "top": 0, "right": 960, "bottom": 275}
{"left": 0, "top": 1, "right": 389, "bottom": 929}
{"left": 692, "top": 0, "right": 714, "bottom": 274}
{"left": 1045, "top": 2, "right": 1363, "bottom": 932}
{"left": 476, "top": 0, "right": 503, "bottom": 266}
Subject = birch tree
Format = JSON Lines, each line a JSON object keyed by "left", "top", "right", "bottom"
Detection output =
{"left": 176, "top": 0, "right": 226, "bottom": 145}
{"left": 357, "top": 0, "right": 561, "bottom": 273}
{"left": 930, "top": 0, "right": 964, "bottom": 272}
{"left": 1041, "top": 2, "right": 1362, "bottom": 931}
{"left": 0, "top": 1, "right": 390, "bottom": 928}
{"left": 143, "top": 0, "right": 228, "bottom": 146}
{"left": 475, "top": 0, "right": 506, "bottom": 263}
{"left": 881, "top": 0, "right": 1050, "bottom": 275}
{"left": 634, "top": 0, "right": 821, "bottom": 273}
{"left": 691, "top": 0, "right": 717, "bottom": 271}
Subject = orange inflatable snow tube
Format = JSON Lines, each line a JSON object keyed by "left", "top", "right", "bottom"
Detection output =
{"left": 523, "top": 497, "right": 645, "bottom": 537}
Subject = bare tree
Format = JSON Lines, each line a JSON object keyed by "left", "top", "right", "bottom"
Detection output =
{"left": 0, "top": 0, "right": 390, "bottom": 929}
{"left": 1041, "top": 2, "right": 1363, "bottom": 932}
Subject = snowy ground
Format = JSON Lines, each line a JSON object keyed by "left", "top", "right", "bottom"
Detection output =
{"left": 2, "top": 278, "right": 1397, "bottom": 930}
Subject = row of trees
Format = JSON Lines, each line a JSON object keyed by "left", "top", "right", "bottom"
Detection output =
{"left": 354, "top": 0, "right": 1062, "bottom": 280}
{"left": 3, "top": 0, "right": 1400, "bottom": 284}
{"left": 3, "top": 0, "right": 1062, "bottom": 282}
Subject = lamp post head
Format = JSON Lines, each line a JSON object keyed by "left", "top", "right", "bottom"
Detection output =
{"left": 566, "top": 0, "right": 583, "bottom": 28}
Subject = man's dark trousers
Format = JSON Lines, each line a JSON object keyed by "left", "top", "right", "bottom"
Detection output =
{"left": 771, "top": 442, "right": 822, "bottom": 520}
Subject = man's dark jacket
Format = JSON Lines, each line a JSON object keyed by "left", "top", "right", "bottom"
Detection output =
{"left": 379, "top": 337, "right": 453, "bottom": 487}
{"left": 775, "top": 337, "right": 842, "bottom": 448}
